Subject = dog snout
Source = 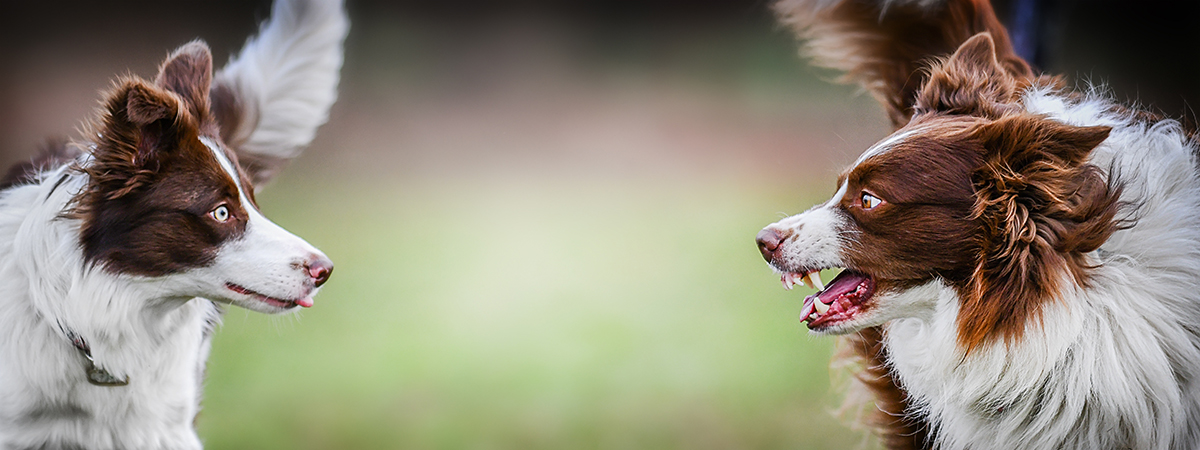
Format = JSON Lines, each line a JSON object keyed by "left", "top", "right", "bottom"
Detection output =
{"left": 305, "top": 255, "right": 334, "bottom": 287}
{"left": 756, "top": 228, "right": 790, "bottom": 263}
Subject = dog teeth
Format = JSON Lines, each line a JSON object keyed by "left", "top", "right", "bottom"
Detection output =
{"left": 809, "top": 271, "right": 825, "bottom": 291}
{"left": 800, "top": 273, "right": 814, "bottom": 289}
{"left": 814, "top": 299, "right": 830, "bottom": 314}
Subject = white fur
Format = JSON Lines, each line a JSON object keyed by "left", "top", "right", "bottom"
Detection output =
{"left": 764, "top": 201, "right": 850, "bottom": 275}
{"left": 822, "top": 88, "right": 1200, "bottom": 449}
{"left": 0, "top": 1, "right": 343, "bottom": 447}
{"left": 215, "top": 0, "right": 348, "bottom": 164}
{"left": 0, "top": 169, "right": 216, "bottom": 449}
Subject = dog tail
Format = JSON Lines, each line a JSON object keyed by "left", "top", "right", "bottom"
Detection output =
{"left": 211, "top": 0, "right": 349, "bottom": 185}
{"left": 775, "top": 0, "right": 1029, "bottom": 129}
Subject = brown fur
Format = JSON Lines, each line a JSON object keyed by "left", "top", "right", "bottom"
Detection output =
{"left": 774, "top": 0, "right": 1125, "bottom": 446}
{"left": 843, "top": 326, "right": 934, "bottom": 450}
{"left": 960, "top": 113, "right": 1118, "bottom": 352}
{"left": 914, "top": 33, "right": 1031, "bottom": 119}
{"left": 913, "top": 33, "right": 1122, "bottom": 352}
{"left": 72, "top": 43, "right": 254, "bottom": 277}
{"left": 775, "top": 0, "right": 1029, "bottom": 128}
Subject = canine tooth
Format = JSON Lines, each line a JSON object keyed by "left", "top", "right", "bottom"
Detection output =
{"left": 809, "top": 271, "right": 825, "bottom": 290}
{"left": 801, "top": 273, "right": 814, "bottom": 290}
{"left": 814, "top": 300, "right": 830, "bottom": 315}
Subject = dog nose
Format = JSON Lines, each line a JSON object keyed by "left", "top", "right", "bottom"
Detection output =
{"left": 306, "top": 256, "right": 334, "bottom": 287}
{"left": 756, "top": 228, "right": 782, "bottom": 263}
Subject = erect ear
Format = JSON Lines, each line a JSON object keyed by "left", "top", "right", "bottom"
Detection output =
{"left": 155, "top": 40, "right": 213, "bottom": 119}
{"left": 914, "top": 33, "right": 1029, "bottom": 119}
{"left": 776, "top": 0, "right": 1030, "bottom": 129}
{"left": 957, "top": 114, "right": 1118, "bottom": 353}
{"left": 81, "top": 79, "right": 191, "bottom": 203}
{"left": 125, "top": 82, "right": 181, "bottom": 126}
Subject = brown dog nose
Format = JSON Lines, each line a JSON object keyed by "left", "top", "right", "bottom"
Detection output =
{"left": 756, "top": 228, "right": 783, "bottom": 263}
{"left": 306, "top": 256, "right": 334, "bottom": 287}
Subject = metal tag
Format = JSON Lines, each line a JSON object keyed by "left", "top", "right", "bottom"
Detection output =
{"left": 85, "top": 361, "right": 129, "bottom": 387}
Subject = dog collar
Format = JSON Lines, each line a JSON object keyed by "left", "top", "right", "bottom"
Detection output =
{"left": 62, "top": 328, "right": 130, "bottom": 387}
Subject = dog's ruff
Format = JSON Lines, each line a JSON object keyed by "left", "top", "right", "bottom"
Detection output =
{"left": 758, "top": 0, "right": 1200, "bottom": 448}
{"left": 0, "top": 1, "right": 346, "bottom": 448}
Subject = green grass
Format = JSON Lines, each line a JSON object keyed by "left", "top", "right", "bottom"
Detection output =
{"left": 196, "top": 172, "right": 867, "bottom": 449}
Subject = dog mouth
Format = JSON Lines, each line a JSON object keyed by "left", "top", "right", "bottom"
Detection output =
{"left": 782, "top": 269, "right": 876, "bottom": 330}
{"left": 225, "top": 282, "right": 314, "bottom": 309}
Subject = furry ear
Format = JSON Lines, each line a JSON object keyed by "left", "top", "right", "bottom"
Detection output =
{"left": 125, "top": 82, "right": 181, "bottom": 126}
{"left": 155, "top": 41, "right": 213, "bottom": 119}
{"left": 914, "top": 33, "right": 1029, "bottom": 119}
{"left": 81, "top": 79, "right": 192, "bottom": 203}
{"left": 957, "top": 114, "right": 1119, "bottom": 352}
{"left": 775, "top": 0, "right": 1030, "bottom": 129}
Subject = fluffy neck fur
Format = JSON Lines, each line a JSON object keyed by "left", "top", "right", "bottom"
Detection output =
{"left": 0, "top": 161, "right": 221, "bottom": 450}
{"left": 883, "top": 87, "right": 1200, "bottom": 449}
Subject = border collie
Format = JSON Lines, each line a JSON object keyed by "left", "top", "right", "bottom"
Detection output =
{"left": 756, "top": 0, "right": 1200, "bottom": 448}
{"left": 0, "top": 0, "right": 346, "bottom": 448}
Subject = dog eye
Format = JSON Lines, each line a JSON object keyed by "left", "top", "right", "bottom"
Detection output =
{"left": 209, "top": 205, "right": 230, "bottom": 223}
{"left": 861, "top": 192, "right": 884, "bottom": 210}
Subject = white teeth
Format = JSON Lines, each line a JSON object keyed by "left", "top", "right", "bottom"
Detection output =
{"left": 809, "top": 312, "right": 819, "bottom": 320}
{"left": 809, "top": 271, "right": 825, "bottom": 291}
{"left": 814, "top": 299, "right": 830, "bottom": 314}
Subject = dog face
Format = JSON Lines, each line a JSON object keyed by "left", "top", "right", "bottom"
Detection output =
{"left": 757, "top": 34, "right": 1120, "bottom": 350}
{"left": 75, "top": 42, "right": 332, "bottom": 313}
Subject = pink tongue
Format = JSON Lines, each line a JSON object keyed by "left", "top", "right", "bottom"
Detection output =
{"left": 296, "top": 298, "right": 314, "bottom": 308}
{"left": 818, "top": 271, "right": 870, "bottom": 302}
{"left": 801, "top": 271, "right": 870, "bottom": 322}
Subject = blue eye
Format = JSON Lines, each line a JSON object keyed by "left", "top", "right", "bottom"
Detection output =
{"left": 210, "top": 205, "right": 230, "bottom": 223}
{"left": 861, "top": 192, "right": 883, "bottom": 210}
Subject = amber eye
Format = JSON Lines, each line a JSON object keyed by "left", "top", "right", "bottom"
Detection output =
{"left": 210, "top": 205, "right": 230, "bottom": 223}
{"left": 861, "top": 192, "right": 883, "bottom": 210}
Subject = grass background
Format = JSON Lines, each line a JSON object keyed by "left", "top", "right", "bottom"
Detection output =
{"left": 200, "top": 178, "right": 864, "bottom": 449}
{"left": 2, "top": 2, "right": 892, "bottom": 448}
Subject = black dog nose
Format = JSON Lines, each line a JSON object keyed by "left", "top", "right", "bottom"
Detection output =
{"left": 756, "top": 228, "right": 783, "bottom": 263}
{"left": 306, "top": 256, "right": 334, "bottom": 287}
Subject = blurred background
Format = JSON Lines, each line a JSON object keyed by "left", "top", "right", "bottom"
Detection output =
{"left": 0, "top": 1, "right": 1195, "bottom": 449}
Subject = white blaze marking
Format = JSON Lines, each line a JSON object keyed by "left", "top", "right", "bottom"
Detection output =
{"left": 851, "top": 126, "right": 927, "bottom": 168}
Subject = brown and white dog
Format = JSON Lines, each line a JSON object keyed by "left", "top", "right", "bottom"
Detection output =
{"left": 757, "top": 0, "right": 1200, "bottom": 448}
{"left": 0, "top": 0, "right": 345, "bottom": 448}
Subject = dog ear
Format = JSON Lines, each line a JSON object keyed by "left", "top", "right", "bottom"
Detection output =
{"left": 914, "top": 33, "right": 1030, "bottom": 119}
{"left": 210, "top": 0, "right": 348, "bottom": 187}
{"left": 957, "top": 114, "right": 1118, "bottom": 352}
{"left": 125, "top": 82, "right": 181, "bottom": 127}
{"left": 154, "top": 41, "right": 213, "bottom": 120}
{"left": 81, "top": 79, "right": 192, "bottom": 202}
{"left": 775, "top": 0, "right": 1031, "bottom": 129}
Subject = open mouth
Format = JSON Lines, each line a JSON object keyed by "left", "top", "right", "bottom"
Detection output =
{"left": 225, "top": 282, "right": 313, "bottom": 309}
{"left": 782, "top": 269, "right": 876, "bottom": 329}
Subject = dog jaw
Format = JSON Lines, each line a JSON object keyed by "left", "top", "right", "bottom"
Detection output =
{"left": 76, "top": 44, "right": 333, "bottom": 315}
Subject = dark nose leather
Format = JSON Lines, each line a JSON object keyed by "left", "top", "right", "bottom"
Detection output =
{"left": 756, "top": 228, "right": 782, "bottom": 263}
{"left": 306, "top": 256, "right": 334, "bottom": 287}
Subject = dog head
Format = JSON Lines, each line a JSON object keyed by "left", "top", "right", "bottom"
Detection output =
{"left": 74, "top": 41, "right": 333, "bottom": 313}
{"left": 757, "top": 34, "right": 1120, "bottom": 351}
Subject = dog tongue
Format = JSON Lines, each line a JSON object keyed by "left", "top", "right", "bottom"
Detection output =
{"left": 817, "top": 271, "right": 868, "bottom": 303}
{"left": 296, "top": 298, "right": 314, "bottom": 308}
{"left": 802, "top": 270, "right": 870, "bottom": 322}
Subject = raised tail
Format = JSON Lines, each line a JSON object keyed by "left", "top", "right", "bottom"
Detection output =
{"left": 211, "top": 0, "right": 349, "bottom": 185}
{"left": 774, "top": 0, "right": 1029, "bottom": 129}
